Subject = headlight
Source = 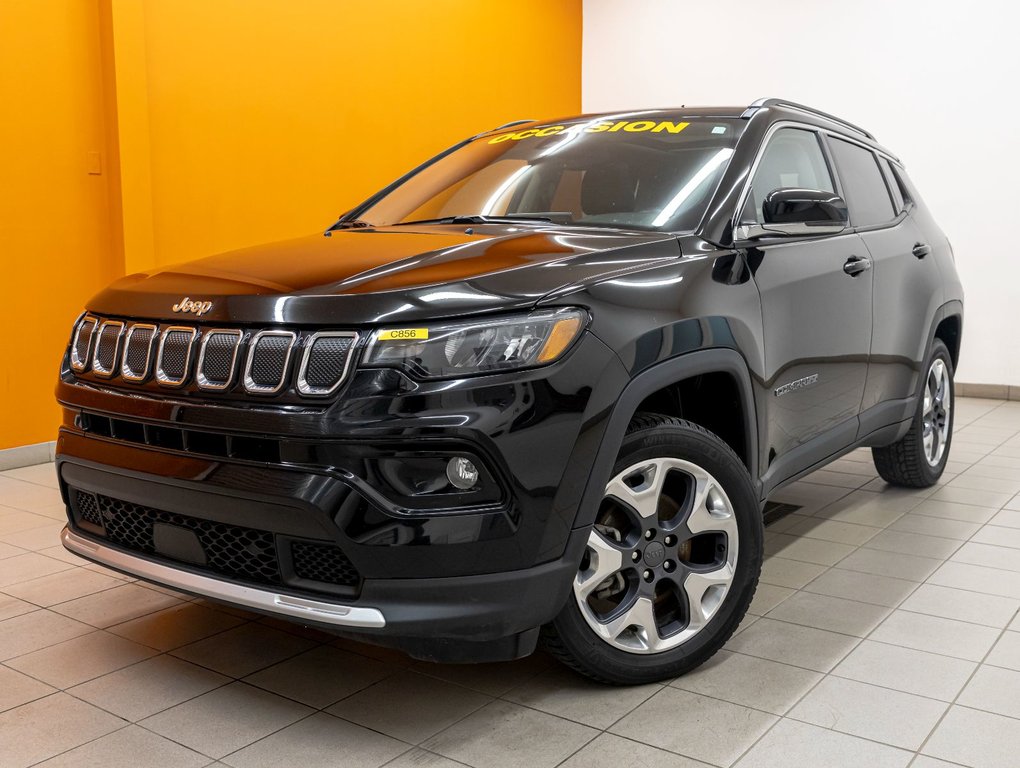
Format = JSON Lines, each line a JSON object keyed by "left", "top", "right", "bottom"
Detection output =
{"left": 364, "top": 308, "right": 586, "bottom": 379}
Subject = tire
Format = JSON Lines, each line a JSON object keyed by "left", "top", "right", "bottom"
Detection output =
{"left": 872, "top": 339, "right": 954, "bottom": 487}
{"left": 543, "top": 414, "right": 763, "bottom": 685}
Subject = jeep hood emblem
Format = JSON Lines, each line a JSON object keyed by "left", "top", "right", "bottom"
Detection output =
{"left": 172, "top": 297, "right": 214, "bottom": 317}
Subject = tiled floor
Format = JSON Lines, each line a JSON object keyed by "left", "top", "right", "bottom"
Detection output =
{"left": 2, "top": 397, "right": 1020, "bottom": 767}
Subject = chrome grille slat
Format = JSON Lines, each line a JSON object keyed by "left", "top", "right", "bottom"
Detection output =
{"left": 155, "top": 326, "right": 198, "bottom": 387}
{"left": 71, "top": 316, "right": 98, "bottom": 372}
{"left": 197, "top": 329, "right": 242, "bottom": 390}
{"left": 297, "top": 331, "right": 358, "bottom": 396}
{"left": 91, "top": 320, "right": 125, "bottom": 378}
{"left": 244, "top": 330, "right": 296, "bottom": 394}
{"left": 121, "top": 324, "right": 157, "bottom": 382}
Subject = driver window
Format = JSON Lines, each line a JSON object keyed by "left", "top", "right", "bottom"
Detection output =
{"left": 741, "top": 128, "right": 835, "bottom": 224}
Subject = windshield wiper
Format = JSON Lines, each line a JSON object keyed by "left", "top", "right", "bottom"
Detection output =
{"left": 330, "top": 219, "right": 371, "bottom": 230}
{"left": 393, "top": 214, "right": 555, "bottom": 226}
{"left": 324, "top": 217, "right": 372, "bottom": 236}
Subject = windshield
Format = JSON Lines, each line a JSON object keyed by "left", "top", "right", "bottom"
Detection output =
{"left": 356, "top": 116, "right": 744, "bottom": 232}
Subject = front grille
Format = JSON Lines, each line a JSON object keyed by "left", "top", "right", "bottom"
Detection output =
{"left": 122, "top": 324, "right": 156, "bottom": 381}
{"left": 298, "top": 332, "right": 358, "bottom": 395}
{"left": 291, "top": 540, "right": 361, "bottom": 586}
{"left": 197, "top": 330, "right": 241, "bottom": 390}
{"left": 244, "top": 331, "right": 295, "bottom": 393}
{"left": 71, "top": 316, "right": 358, "bottom": 399}
{"left": 71, "top": 489, "right": 361, "bottom": 591}
{"left": 92, "top": 321, "right": 124, "bottom": 377}
{"left": 156, "top": 327, "right": 197, "bottom": 385}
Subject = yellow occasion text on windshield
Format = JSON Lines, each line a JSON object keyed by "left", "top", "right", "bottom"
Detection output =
{"left": 488, "top": 120, "right": 690, "bottom": 143}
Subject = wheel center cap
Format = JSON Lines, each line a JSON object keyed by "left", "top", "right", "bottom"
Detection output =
{"left": 643, "top": 541, "right": 666, "bottom": 567}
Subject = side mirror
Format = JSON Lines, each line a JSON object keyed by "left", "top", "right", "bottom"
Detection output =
{"left": 737, "top": 188, "right": 848, "bottom": 240}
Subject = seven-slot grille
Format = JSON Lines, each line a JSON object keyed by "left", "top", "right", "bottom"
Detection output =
{"left": 70, "top": 315, "right": 357, "bottom": 398}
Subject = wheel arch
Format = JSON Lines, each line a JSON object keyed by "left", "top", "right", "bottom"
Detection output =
{"left": 933, "top": 310, "right": 962, "bottom": 372}
{"left": 572, "top": 348, "right": 760, "bottom": 531}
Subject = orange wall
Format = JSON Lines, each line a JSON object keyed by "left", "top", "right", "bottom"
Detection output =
{"left": 0, "top": 1, "right": 120, "bottom": 450}
{"left": 0, "top": 0, "right": 582, "bottom": 451}
{"left": 139, "top": 0, "right": 583, "bottom": 268}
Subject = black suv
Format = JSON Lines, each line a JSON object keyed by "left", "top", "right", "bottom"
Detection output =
{"left": 57, "top": 99, "right": 963, "bottom": 684}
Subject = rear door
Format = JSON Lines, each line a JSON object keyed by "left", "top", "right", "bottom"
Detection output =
{"left": 824, "top": 137, "right": 943, "bottom": 433}
{"left": 743, "top": 127, "right": 873, "bottom": 474}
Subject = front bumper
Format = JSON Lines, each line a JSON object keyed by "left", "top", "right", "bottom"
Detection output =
{"left": 55, "top": 332, "right": 628, "bottom": 660}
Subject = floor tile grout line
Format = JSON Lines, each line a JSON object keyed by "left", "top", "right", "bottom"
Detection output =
{"left": 728, "top": 503, "right": 945, "bottom": 761}
{"left": 910, "top": 605, "right": 1020, "bottom": 761}
{"left": 22, "top": 715, "right": 138, "bottom": 768}
{"left": 1, "top": 572, "right": 165, "bottom": 614}
{"left": 212, "top": 706, "right": 419, "bottom": 767}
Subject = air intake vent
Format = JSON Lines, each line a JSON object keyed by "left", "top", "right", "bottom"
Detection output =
{"left": 121, "top": 324, "right": 157, "bottom": 382}
{"left": 91, "top": 320, "right": 125, "bottom": 378}
{"left": 291, "top": 540, "right": 361, "bottom": 586}
{"left": 71, "top": 316, "right": 97, "bottom": 372}
{"left": 156, "top": 326, "right": 197, "bottom": 386}
{"left": 197, "top": 329, "right": 242, "bottom": 390}
{"left": 244, "top": 330, "right": 296, "bottom": 394}
{"left": 297, "top": 332, "right": 358, "bottom": 396}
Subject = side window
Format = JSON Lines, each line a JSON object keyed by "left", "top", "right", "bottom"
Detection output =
{"left": 889, "top": 163, "right": 915, "bottom": 208}
{"left": 878, "top": 157, "right": 905, "bottom": 212}
{"left": 828, "top": 137, "right": 896, "bottom": 227}
{"left": 741, "top": 128, "right": 834, "bottom": 224}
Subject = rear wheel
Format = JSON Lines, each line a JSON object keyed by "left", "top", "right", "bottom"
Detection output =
{"left": 872, "top": 339, "right": 954, "bottom": 487}
{"left": 544, "top": 414, "right": 763, "bottom": 684}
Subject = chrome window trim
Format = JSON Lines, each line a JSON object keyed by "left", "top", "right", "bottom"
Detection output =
{"left": 732, "top": 120, "right": 852, "bottom": 241}
{"left": 196, "top": 329, "right": 243, "bottom": 391}
{"left": 120, "top": 323, "right": 158, "bottom": 382}
{"left": 296, "top": 331, "right": 359, "bottom": 397}
{"left": 155, "top": 325, "right": 198, "bottom": 387}
{"left": 70, "top": 315, "right": 98, "bottom": 372}
{"left": 91, "top": 320, "right": 125, "bottom": 378}
{"left": 243, "top": 329, "right": 297, "bottom": 395}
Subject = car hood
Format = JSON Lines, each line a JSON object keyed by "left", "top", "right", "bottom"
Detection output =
{"left": 88, "top": 224, "right": 682, "bottom": 325}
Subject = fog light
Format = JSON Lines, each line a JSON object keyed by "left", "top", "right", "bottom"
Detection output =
{"left": 446, "top": 457, "right": 479, "bottom": 490}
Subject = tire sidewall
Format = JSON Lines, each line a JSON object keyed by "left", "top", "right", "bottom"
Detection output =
{"left": 552, "top": 420, "right": 763, "bottom": 683}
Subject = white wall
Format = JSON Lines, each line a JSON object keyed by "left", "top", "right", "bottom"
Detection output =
{"left": 583, "top": 0, "right": 1020, "bottom": 386}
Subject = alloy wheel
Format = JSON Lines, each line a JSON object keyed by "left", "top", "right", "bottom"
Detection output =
{"left": 573, "top": 458, "right": 739, "bottom": 654}
{"left": 922, "top": 358, "right": 951, "bottom": 466}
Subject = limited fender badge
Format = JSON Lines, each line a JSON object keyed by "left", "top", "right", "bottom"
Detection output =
{"left": 775, "top": 374, "right": 819, "bottom": 397}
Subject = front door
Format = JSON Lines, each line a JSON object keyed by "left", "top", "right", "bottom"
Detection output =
{"left": 740, "top": 127, "right": 873, "bottom": 477}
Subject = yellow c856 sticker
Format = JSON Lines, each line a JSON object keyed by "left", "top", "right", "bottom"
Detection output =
{"left": 488, "top": 120, "right": 689, "bottom": 144}
{"left": 378, "top": 328, "right": 429, "bottom": 341}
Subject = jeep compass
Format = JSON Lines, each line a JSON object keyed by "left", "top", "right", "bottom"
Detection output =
{"left": 56, "top": 98, "right": 963, "bottom": 683}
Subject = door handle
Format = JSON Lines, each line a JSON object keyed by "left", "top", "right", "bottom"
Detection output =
{"left": 843, "top": 255, "right": 872, "bottom": 277}
{"left": 912, "top": 242, "right": 932, "bottom": 259}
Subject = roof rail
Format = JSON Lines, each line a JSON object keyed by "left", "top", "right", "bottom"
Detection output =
{"left": 742, "top": 98, "right": 874, "bottom": 140}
